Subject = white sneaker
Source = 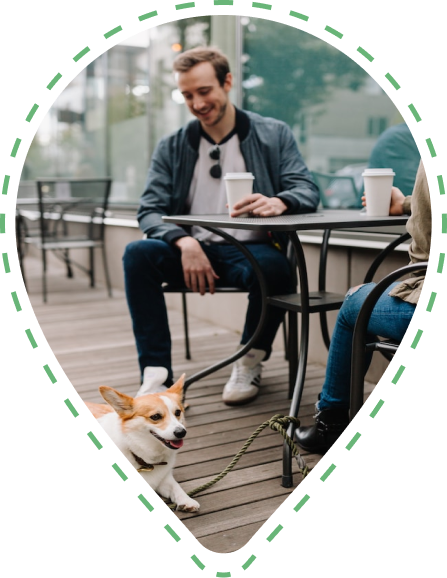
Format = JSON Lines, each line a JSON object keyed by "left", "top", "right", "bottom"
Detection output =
{"left": 136, "top": 366, "right": 169, "bottom": 397}
{"left": 222, "top": 348, "right": 265, "bottom": 406}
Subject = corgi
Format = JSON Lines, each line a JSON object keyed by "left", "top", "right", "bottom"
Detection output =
{"left": 87, "top": 374, "right": 199, "bottom": 512}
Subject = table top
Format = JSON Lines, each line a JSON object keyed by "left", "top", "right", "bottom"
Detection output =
{"left": 163, "top": 209, "right": 408, "bottom": 232}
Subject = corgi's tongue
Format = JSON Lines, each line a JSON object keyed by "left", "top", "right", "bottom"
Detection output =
{"left": 168, "top": 439, "right": 184, "bottom": 449}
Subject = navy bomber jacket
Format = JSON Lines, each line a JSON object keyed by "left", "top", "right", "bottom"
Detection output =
{"left": 137, "top": 108, "right": 319, "bottom": 251}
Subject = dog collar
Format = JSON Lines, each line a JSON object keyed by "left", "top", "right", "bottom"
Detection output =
{"left": 131, "top": 451, "right": 168, "bottom": 472}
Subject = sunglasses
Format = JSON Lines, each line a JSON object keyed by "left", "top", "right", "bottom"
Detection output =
{"left": 209, "top": 145, "right": 222, "bottom": 179}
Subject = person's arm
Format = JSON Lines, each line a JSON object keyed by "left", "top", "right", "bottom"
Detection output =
{"left": 236, "top": 119, "right": 320, "bottom": 217}
{"left": 274, "top": 122, "right": 320, "bottom": 213}
{"left": 137, "top": 137, "right": 190, "bottom": 243}
{"left": 173, "top": 236, "right": 219, "bottom": 295}
{"left": 406, "top": 162, "right": 431, "bottom": 263}
{"left": 389, "top": 187, "right": 412, "bottom": 215}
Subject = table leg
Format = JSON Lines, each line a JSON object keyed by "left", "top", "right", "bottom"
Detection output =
{"left": 282, "top": 232, "right": 310, "bottom": 488}
{"left": 15, "top": 211, "right": 27, "bottom": 288}
{"left": 184, "top": 226, "right": 270, "bottom": 391}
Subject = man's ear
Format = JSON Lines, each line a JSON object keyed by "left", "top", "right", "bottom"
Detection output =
{"left": 99, "top": 386, "right": 134, "bottom": 417}
{"left": 166, "top": 374, "right": 185, "bottom": 396}
{"left": 223, "top": 71, "right": 233, "bottom": 92}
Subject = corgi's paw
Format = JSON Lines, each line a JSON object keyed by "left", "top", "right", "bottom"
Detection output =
{"left": 177, "top": 498, "right": 200, "bottom": 512}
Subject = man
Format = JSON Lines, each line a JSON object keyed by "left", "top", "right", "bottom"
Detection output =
{"left": 123, "top": 46, "right": 319, "bottom": 405}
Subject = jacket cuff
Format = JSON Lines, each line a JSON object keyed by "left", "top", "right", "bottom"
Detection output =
{"left": 403, "top": 196, "right": 412, "bottom": 215}
{"left": 163, "top": 228, "right": 190, "bottom": 245}
{"left": 277, "top": 193, "right": 300, "bottom": 214}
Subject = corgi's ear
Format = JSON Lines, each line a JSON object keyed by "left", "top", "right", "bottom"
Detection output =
{"left": 99, "top": 386, "right": 134, "bottom": 417}
{"left": 167, "top": 374, "right": 185, "bottom": 396}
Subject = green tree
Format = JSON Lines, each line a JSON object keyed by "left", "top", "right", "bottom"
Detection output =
{"left": 243, "top": 19, "right": 367, "bottom": 127}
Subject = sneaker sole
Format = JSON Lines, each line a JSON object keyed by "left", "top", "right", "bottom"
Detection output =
{"left": 223, "top": 392, "right": 259, "bottom": 406}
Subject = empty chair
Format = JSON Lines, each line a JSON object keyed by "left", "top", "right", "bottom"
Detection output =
{"left": 20, "top": 177, "right": 113, "bottom": 302}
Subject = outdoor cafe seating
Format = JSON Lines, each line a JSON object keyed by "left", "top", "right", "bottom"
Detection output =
{"left": 17, "top": 177, "right": 113, "bottom": 302}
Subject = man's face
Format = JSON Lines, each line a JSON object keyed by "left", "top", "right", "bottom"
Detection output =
{"left": 177, "top": 61, "right": 232, "bottom": 128}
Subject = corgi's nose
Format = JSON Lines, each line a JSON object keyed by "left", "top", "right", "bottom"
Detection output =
{"left": 174, "top": 427, "right": 186, "bottom": 439}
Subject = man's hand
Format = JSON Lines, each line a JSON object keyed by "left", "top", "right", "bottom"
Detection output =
{"left": 174, "top": 237, "right": 219, "bottom": 295}
{"left": 230, "top": 194, "right": 288, "bottom": 217}
{"left": 361, "top": 186, "right": 405, "bottom": 216}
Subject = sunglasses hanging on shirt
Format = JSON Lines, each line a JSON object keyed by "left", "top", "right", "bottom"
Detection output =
{"left": 209, "top": 145, "right": 222, "bottom": 179}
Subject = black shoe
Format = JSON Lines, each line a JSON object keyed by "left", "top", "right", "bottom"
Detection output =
{"left": 294, "top": 408, "right": 349, "bottom": 454}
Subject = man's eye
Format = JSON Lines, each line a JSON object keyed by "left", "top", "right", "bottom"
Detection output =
{"left": 150, "top": 413, "right": 162, "bottom": 421}
{"left": 175, "top": 409, "right": 182, "bottom": 417}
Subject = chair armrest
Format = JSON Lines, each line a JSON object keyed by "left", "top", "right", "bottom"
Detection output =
{"left": 350, "top": 261, "right": 428, "bottom": 419}
{"left": 363, "top": 232, "right": 411, "bottom": 283}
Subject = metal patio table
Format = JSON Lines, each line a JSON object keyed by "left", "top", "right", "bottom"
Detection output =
{"left": 164, "top": 210, "right": 408, "bottom": 486}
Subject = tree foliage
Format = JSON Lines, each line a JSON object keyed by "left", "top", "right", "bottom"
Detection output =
{"left": 242, "top": 19, "right": 367, "bottom": 126}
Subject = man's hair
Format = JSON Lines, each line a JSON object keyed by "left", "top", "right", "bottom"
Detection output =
{"left": 173, "top": 46, "right": 230, "bottom": 86}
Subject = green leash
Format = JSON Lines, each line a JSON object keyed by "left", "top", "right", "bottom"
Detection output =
{"left": 167, "top": 414, "right": 310, "bottom": 510}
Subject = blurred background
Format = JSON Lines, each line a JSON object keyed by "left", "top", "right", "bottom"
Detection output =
{"left": 22, "top": 15, "right": 404, "bottom": 205}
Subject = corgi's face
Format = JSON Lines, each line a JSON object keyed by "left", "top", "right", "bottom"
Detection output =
{"left": 99, "top": 375, "right": 187, "bottom": 450}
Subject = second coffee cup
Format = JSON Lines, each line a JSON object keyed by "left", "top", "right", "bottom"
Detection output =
{"left": 362, "top": 168, "right": 395, "bottom": 217}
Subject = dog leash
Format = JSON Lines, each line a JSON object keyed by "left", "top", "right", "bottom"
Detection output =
{"left": 166, "top": 414, "right": 310, "bottom": 510}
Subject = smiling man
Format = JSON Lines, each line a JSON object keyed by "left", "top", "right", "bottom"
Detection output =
{"left": 123, "top": 46, "right": 319, "bottom": 405}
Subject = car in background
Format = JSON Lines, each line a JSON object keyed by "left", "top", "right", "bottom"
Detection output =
{"left": 313, "top": 163, "right": 367, "bottom": 209}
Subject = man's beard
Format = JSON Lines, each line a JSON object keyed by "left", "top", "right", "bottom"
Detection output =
{"left": 202, "top": 101, "right": 227, "bottom": 127}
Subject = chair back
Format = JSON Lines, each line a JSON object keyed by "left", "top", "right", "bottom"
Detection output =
{"left": 35, "top": 177, "right": 112, "bottom": 242}
{"left": 312, "top": 171, "right": 362, "bottom": 209}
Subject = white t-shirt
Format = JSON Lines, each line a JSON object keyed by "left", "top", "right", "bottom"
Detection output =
{"left": 185, "top": 133, "right": 269, "bottom": 244}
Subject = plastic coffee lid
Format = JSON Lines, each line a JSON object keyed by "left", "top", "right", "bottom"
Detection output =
{"left": 224, "top": 172, "right": 255, "bottom": 180}
{"left": 362, "top": 168, "right": 395, "bottom": 176}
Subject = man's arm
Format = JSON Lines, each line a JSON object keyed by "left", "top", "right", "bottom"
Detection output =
{"left": 274, "top": 123, "right": 320, "bottom": 213}
{"left": 174, "top": 237, "right": 219, "bottom": 295}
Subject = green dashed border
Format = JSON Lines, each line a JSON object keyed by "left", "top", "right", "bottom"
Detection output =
{"left": 1, "top": 3, "right": 443, "bottom": 574}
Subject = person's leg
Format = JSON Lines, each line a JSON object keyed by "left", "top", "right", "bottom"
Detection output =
{"left": 319, "top": 281, "right": 416, "bottom": 409}
{"left": 122, "top": 239, "right": 185, "bottom": 384}
{"left": 295, "top": 282, "right": 416, "bottom": 452}
{"left": 203, "top": 242, "right": 294, "bottom": 404}
{"left": 204, "top": 242, "right": 294, "bottom": 359}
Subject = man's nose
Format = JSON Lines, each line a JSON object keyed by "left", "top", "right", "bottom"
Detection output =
{"left": 192, "top": 97, "right": 205, "bottom": 111}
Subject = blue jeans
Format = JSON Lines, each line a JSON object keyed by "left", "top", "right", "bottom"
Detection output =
{"left": 319, "top": 282, "right": 416, "bottom": 410}
{"left": 123, "top": 239, "right": 294, "bottom": 381}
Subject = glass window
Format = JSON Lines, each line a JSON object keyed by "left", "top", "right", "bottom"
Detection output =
{"left": 241, "top": 17, "right": 403, "bottom": 173}
{"left": 22, "top": 16, "right": 405, "bottom": 204}
{"left": 23, "top": 17, "right": 214, "bottom": 204}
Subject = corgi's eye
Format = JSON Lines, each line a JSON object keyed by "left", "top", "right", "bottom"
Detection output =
{"left": 150, "top": 413, "right": 162, "bottom": 421}
{"left": 175, "top": 409, "right": 182, "bottom": 417}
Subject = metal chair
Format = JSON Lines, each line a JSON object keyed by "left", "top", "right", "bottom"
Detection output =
{"left": 268, "top": 229, "right": 346, "bottom": 397}
{"left": 350, "top": 261, "right": 428, "bottom": 420}
{"left": 20, "top": 177, "right": 113, "bottom": 302}
{"left": 162, "top": 284, "right": 289, "bottom": 361}
{"left": 312, "top": 171, "right": 362, "bottom": 209}
{"left": 268, "top": 229, "right": 412, "bottom": 399}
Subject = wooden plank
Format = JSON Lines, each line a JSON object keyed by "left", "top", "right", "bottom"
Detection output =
{"left": 197, "top": 520, "right": 265, "bottom": 553}
{"left": 25, "top": 255, "right": 376, "bottom": 552}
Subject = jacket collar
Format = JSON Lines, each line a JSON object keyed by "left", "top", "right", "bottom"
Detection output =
{"left": 186, "top": 107, "right": 250, "bottom": 151}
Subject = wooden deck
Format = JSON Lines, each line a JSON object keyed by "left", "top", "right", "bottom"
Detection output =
{"left": 26, "top": 257, "right": 374, "bottom": 553}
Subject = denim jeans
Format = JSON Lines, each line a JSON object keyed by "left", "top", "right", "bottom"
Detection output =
{"left": 318, "top": 282, "right": 416, "bottom": 410}
{"left": 123, "top": 239, "right": 294, "bottom": 381}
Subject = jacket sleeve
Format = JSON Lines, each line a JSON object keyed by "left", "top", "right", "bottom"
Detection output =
{"left": 275, "top": 124, "right": 320, "bottom": 214}
{"left": 137, "top": 137, "right": 190, "bottom": 243}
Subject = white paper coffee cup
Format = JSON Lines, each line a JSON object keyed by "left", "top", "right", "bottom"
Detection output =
{"left": 224, "top": 172, "right": 255, "bottom": 217}
{"left": 362, "top": 168, "right": 395, "bottom": 217}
